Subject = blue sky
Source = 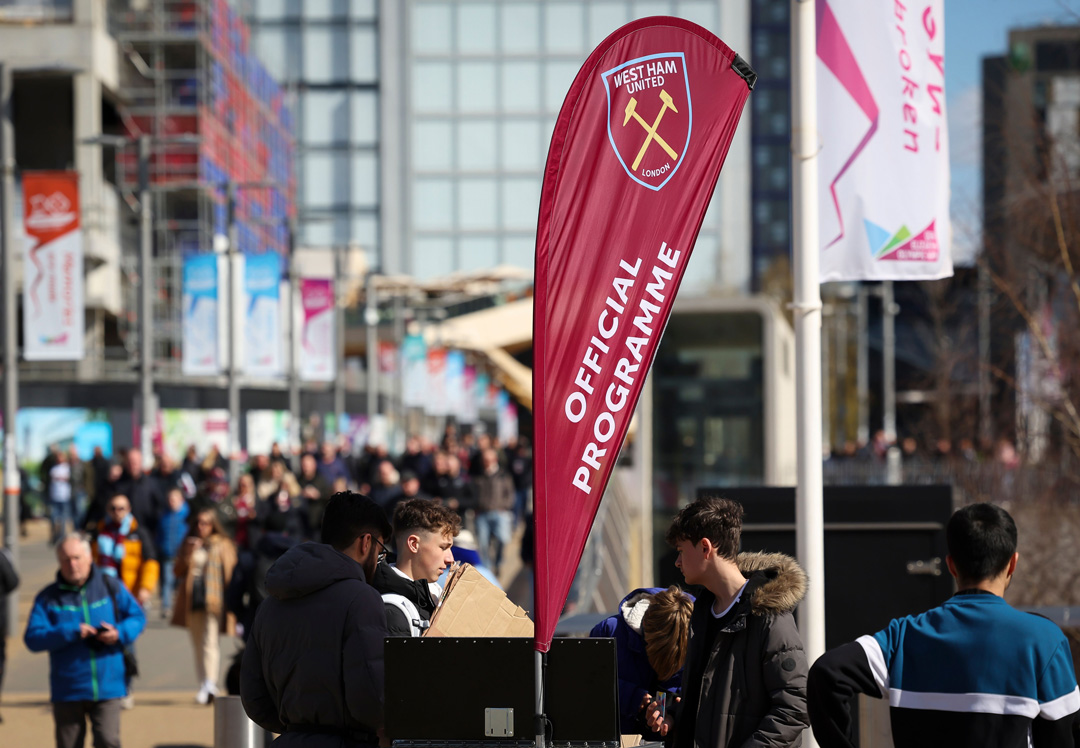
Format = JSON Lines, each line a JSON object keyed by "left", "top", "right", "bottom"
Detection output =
{"left": 946, "top": 0, "right": 1079, "bottom": 260}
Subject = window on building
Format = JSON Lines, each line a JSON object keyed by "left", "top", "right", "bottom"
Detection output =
{"left": 414, "top": 63, "right": 454, "bottom": 112}
{"left": 414, "top": 120, "right": 454, "bottom": 171}
{"left": 459, "top": 120, "right": 499, "bottom": 171}
{"left": 414, "top": 178, "right": 454, "bottom": 230}
{"left": 414, "top": 3, "right": 453, "bottom": 54}
{"left": 457, "top": 2, "right": 497, "bottom": 54}
{"left": 458, "top": 178, "right": 498, "bottom": 229}
{"left": 500, "top": 120, "right": 542, "bottom": 171}
{"left": 501, "top": 62, "right": 541, "bottom": 112}
{"left": 501, "top": 4, "right": 540, "bottom": 53}
{"left": 414, "top": 237, "right": 456, "bottom": 279}
{"left": 351, "top": 90, "right": 379, "bottom": 145}
{"left": 459, "top": 236, "right": 499, "bottom": 271}
{"left": 304, "top": 26, "right": 348, "bottom": 83}
{"left": 352, "top": 152, "right": 379, "bottom": 208}
{"left": 351, "top": 26, "right": 379, "bottom": 82}
{"left": 458, "top": 62, "right": 498, "bottom": 112}
{"left": 303, "top": 91, "right": 350, "bottom": 146}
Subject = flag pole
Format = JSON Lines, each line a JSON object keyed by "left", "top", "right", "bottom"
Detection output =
{"left": 791, "top": 0, "right": 827, "bottom": 710}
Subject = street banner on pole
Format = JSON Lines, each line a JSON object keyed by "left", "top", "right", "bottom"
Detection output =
{"left": 532, "top": 17, "right": 754, "bottom": 653}
{"left": 22, "top": 171, "right": 84, "bottom": 360}
{"left": 426, "top": 347, "right": 448, "bottom": 417}
{"left": 497, "top": 389, "right": 518, "bottom": 444}
{"left": 445, "top": 350, "right": 466, "bottom": 418}
{"left": 299, "top": 278, "right": 334, "bottom": 382}
{"left": 462, "top": 364, "right": 478, "bottom": 423}
{"left": 401, "top": 333, "right": 427, "bottom": 408}
{"left": 182, "top": 254, "right": 221, "bottom": 376}
{"left": 244, "top": 253, "right": 283, "bottom": 377}
{"left": 817, "top": 0, "right": 952, "bottom": 281}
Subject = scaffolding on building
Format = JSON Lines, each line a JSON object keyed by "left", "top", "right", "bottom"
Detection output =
{"left": 107, "top": 0, "right": 296, "bottom": 381}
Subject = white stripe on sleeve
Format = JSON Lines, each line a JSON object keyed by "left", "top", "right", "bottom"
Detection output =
{"left": 1040, "top": 686, "right": 1080, "bottom": 721}
{"left": 856, "top": 634, "right": 889, "bottom": 694}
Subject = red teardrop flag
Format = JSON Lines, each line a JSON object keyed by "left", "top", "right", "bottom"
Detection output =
{"left": 532, "top": 16, "right": 755, "bottom": 653}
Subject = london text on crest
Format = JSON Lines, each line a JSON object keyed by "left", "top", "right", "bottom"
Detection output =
{"left": 602, "top": 52, "right": 692, "bottom": 191}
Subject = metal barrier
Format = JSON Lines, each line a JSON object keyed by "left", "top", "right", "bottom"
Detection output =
{"left": 214, "top": 695, "right": 260, "bottom": 748}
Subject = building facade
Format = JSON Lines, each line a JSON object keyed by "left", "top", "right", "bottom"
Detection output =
{"left": 245, "top": 0, "right": 793, "bottom": 293}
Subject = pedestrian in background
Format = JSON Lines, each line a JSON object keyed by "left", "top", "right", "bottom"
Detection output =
{"left": 156, "top": 487, "right": 190, "bottom": 618}
{"left": 0, "top": 545, "right": 19, "bottom": 723}
{"left": 48, "top": 451, "right": 74, "bottom": 545}
{"left": 171, "top": 507, "right": 237, "bottom": 705}
{"left": 473, "top": 448, "right": 515, "bottom": 576}
{"left": 25, "top": 533, "right": 146, "bottom": 748}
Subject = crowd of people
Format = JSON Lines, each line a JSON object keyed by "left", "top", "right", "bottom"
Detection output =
{"left": 13, "top": 428, "right": 1080, "bottom": 748}
{"left": 13, "top": 427, "right": 533, "bottom": 746}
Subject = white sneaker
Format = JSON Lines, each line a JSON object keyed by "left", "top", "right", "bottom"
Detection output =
{"left": 195, "top": 684, "right": 210, "bottom": 705}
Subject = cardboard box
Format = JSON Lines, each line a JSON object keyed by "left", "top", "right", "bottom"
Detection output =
{"left": 426, "top": 563, "right": 534, "bottom": 637}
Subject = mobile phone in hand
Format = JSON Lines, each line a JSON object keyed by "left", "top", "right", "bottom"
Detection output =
{"left": 655, "top": 691, "right": 667, "bottom": 719}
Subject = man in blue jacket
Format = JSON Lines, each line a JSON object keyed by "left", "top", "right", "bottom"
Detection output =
{"left": 808, "top": 503, "right": 1080, "bottom": 748}
{"left": 25, "top": 532, "right": 146, "bottom": 748}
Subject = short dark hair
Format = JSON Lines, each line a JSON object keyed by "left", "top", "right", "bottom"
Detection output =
{"left": 665, "top": 495, "right": 743, "bottom": 561}
{"left": 320, "top": 491, "right": 392, "bottom": 552}
{"left": 946, "top": 503, "right": 1017, "bottom": 583}
{"left": 392, "top": 498, "right": 461, "bottom": 541}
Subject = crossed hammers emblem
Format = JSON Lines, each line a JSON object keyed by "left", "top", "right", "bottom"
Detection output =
{"left": 623, "top": 89, "right": 680, "bottom": 171}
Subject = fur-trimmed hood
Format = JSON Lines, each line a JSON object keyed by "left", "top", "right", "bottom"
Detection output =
{"left": 736, "top": 551, "right": 807, "bottom": 615}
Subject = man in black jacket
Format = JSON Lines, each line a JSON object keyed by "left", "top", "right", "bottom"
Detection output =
{"left": 371, "top": 498, "right": 460, "bottom": 637}
{"left": 647, "top": 496, "right": 809, "bottom": 748}
{"left": 240, "top": 491, "right": 392, "bottom": 747}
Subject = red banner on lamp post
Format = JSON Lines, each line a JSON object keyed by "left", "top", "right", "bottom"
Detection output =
{"left": 532, "top": 17, "right": 754, "bottom": 653}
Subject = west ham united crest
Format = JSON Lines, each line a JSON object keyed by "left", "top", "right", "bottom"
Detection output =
{"left": 602, "top": 52, "right": 692, "bottom": 191}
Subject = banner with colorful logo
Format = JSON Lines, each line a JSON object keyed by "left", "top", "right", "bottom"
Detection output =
{"left": 445, "top": 350, "right": 466, "bottom": 418}
{"left": 816, "top": 0, "right": 951, "bottom": 281}
{"left": 401, "top": 333, "right": 427, "bottom": 408}
{"left": 378, "top": 341, "right": 398, "bottom": 375}
{"left": 244, "top": 253, "right": 283, "bottom": 377}
{"left": 182, "top": 254, "right": 221, "bottom": 376}
{"left": 496, "top": 389, "right": 518, "bottom": 444}
{"left": 462, "top": 364, "right": 478, "bottom": 423}
{"left": 426, "top": 347, "right": 449, "bottom": 417}
{"left": 531, "top": 17, "right": 754, "bottom": 652}
{"left": 22, "top": 171, "right": 84, "bottom": 360}
{"left": 299, "top": 278, "right": 335, "bottom": 382}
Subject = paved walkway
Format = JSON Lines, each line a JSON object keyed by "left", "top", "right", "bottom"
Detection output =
{"left": 2, "top": 520, "right": 243, "bottom": 747}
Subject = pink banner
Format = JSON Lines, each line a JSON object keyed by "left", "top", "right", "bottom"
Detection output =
{"left": 299, "top": 278, "right": 334, "bottom": 382}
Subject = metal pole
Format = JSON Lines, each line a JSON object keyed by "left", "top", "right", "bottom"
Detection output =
{"left": 1, "top": 63, "right": 20, "bottom": 637}
{"left": 882, "top": 280, "right": 897, "bottom": 443}
{"left": 821, "top": 302, "right": 831, "bottom": 457}
{"left": 856, "top": 285, "right": 869, "bottom": 445}
{"left": 365, "top": 272, "right": 378, "bottom": 424}
{"left": 835, "top": 295, "right": 848, "bottom": 447}
{"left": 791, "top": 0, "right": 826, "bottom": 700}
{"left": 137, "top": 136, "right": 155, "bottom": 469}
{"left": 333, "top": 247, "right": 346, "bottom": 438}
{"left": 534, "top": 649, "right": 546, "bottom": 748}
{"left": 227, "top": 181, "right": 241, "bottom": 484}
{"left": 883, "top": 280, "right": 901, "bottom": 486}
{"left": 393, "top": 294, "right": 405, "bottom": 445}
{"left": 288, "top": 225, "right": 301, "bottom": 474}
{"left": 978, "top": 258, "right": 992, "bottom": 448}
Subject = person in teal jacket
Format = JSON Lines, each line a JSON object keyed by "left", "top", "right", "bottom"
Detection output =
{"left": 25, "top": 532, "right": 146, "bottom": 748}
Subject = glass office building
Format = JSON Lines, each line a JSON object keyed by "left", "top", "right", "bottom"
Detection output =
{"left": 243, "top": 0, "right": 382, "bottom": 261}
{"left": 247, "top": 0, "right": 761, "bottom": 290}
